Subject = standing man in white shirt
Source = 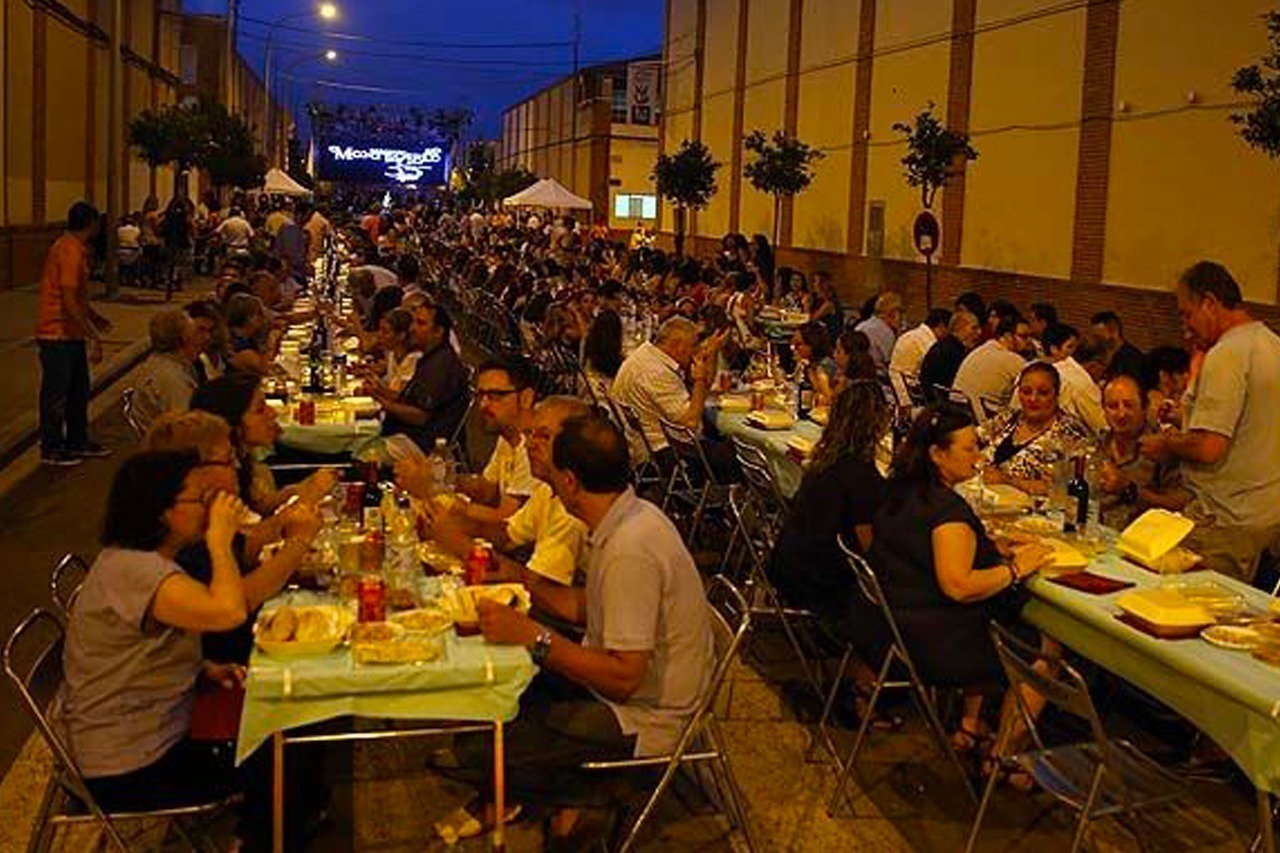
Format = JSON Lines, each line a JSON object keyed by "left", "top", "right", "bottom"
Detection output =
{"left": 214, "top": 208, "right": 252, "bottom": 257}
{"left": 454, "top": 359, "right": 538, "bottom": 525}
{"left": 1140, "top": 261, "right": 1280, "bottom": 581}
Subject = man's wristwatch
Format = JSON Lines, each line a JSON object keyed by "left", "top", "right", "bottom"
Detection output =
{"left": 530, "top": 629, "right": 553, "bottom": 666}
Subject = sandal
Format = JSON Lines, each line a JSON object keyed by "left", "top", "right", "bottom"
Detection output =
{"left": 981, "top": 756, "right": 1036, "bottom": 793}
{"left": 951, "top": 722, "right": 993, "bottom": 754}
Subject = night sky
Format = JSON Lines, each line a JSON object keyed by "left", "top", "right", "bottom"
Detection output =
{"left": 182, "top": 0, "right": 664, "bottom": 139}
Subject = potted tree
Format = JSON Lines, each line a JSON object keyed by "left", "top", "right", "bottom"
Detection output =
{"left": 742, "top": 129, "right": 823, "bottom": 247}
{"left": 1232, "top": 11, "right": 1280, "bottom": 157}
{"left": 892, "top": 104, "right": 978, "bottom": 305}
{"left": 652, "top": 139, "right": 721, "bottom": 256}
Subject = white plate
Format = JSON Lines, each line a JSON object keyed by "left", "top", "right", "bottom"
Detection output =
{"left": 1201, "top": 625, "right": 1263, "bottom": 651}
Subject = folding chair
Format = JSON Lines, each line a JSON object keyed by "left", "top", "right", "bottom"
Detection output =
{"left": 828, "top": 535, "right": 978, "bottom": 815}
{"left": 964, "top": 622, "right": 1188, "bottom": 853}
{"left": 50, "top": 553, "right": 89, "bottom": 623}
{"left": 582, "top": 576, "right": 760, "bottom": 853}
{"left": 900, "top": 372, "right": 928, "bottom": 408}
{"left": 658, "top": 419, "right": 731, "bottom": 549}
{"left": 978, "top": 395, "right": 1004, "bottom": 423}
{"left": 614, "top": 403, "right": 666, "bottom": 498}
{"left": 932, "top": 383, "right": 980, "bottom": 422}
{"left": 5, "top": 609, "right": 235, "bottom": 852}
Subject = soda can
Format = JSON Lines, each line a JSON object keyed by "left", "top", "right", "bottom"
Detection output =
{"left": 297, "top": 398, "right": 316, "bottom": 425}
{"left": 465, "top": 540, "right": 494, "bottom": 586}
{"left": 357, "top": 574, "right": 386, "bottom": 623}
{"left": 344, "top": 482, "right": 364, "bottom": 519}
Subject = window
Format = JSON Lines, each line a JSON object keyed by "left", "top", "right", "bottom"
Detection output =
{"left": 610, "top": 73, "right": 628, "bottom": 123}
{"left": 614, "top": 194, "right": 657, "bottom": 220}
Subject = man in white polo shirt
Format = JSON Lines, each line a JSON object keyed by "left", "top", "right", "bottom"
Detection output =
{"left": 1140, "top": 261, "right": 1280, "bottom": 581}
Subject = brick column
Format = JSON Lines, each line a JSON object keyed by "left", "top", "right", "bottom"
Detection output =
{"left": 778, "top": 0, "right": 804, "bottom": 247}
{"left": 33, "top": 7, "right": 47, "bottom": 224}
{"left": 845, "top": 0, "right": 876, "bottom": 256}
{"left": 1070, "top": 0, "right": 1120, "bottom": 284}
{"left": 689, "top": 0, "right": 707, "bottom": 239}
{"left": 727, "top": 0, "right": 750, "bottom": 234}
{"left": 85, "top": 0, "right": 98, "bottom": 202}
{"left": 940, "top": 0, "right": 976, "bottom": 267}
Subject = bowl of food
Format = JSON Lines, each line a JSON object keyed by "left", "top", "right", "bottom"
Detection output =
{"left": 255, "top": 605, "right": 351, "bottom": 657}
{"left": 390, "top": 607, "right": 453, "bottom": 637}
{"left": 443, "top": 584, "right": 531, "bottom": 635}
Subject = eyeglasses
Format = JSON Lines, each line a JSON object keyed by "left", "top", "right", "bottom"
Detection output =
{"left": 475, "top": 389, "right": 518, "bottom": 401}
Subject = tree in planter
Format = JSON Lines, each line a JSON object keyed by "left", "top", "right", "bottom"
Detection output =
{"left": 742, "top": 130, "right": 823, "bottom": 247}
{"left": 1231, "top": 11, "right": 1280, "bottom": 158}
{"left": 652, "top": 139, "right": 720, "bottom": 256}
{"left": 892, "top": 103, "right": 978, "bottom": 210}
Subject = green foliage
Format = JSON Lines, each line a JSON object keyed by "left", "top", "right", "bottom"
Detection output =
{"left": 457, "top": 142, "right": 535, "bottom": 207}
{"left": 742, "top": 130, "right": 823, "bottom": 199}
{"left": 1231, "top": 11, "right": 1280, "bottom": 158}
{"left": 426, "top": 107, "right": 475, "bottom": 143}
{"left": 127, "top": 97, "right": 266, "bottom": 191}
{"left": 892, "top": 103, "right": 978, "bottom": 209}
{"left": 652, "top": 139, "right": 720, "bottom": 211}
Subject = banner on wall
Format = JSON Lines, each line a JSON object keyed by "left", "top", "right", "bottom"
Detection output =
{"left": 626, "top": 61, "right": 661, "bottom": 126}
{"left": 316, "top": 137, "right": 451, "bottom": 186}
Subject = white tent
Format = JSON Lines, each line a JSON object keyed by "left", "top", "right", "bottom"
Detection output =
{"left": 261, "top": 168, "right": 312, "bottom": 197}
{"left": 502, "top": 177, "right": 592, "bottom": 210}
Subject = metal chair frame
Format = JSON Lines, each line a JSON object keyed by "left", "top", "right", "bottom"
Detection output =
{"left": 4, "top": 609, "right": 234, "bottom": 852}
{"left": 120, "top": 388, "right": 145, "bottom": 439}
{"left": 614, "top": 402, "right": 668, "bottom": 498}
{"left": 978, "top": 395, "right": 1004, "bottom": 423}
{"left": 964, "top": 622, "right": 1188, "bottom": 853}
{"left": 657, "top": 419, "right": 731, "bottom": 549}
{"left": 49, "top": 554, "right": 89, "bottom": 624}
{"left": 828, "top": 536, "right": 978, "bottom": 815}
{"left": 582, "top": 576, "right": 760, "bottom": 853}
{"left": 900, "top": 372, "right": 929, "bottom": 408}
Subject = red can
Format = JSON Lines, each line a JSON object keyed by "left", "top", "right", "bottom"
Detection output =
{"left": 465, "top": 540, "right": 494, "bottom": 585}
{"left": 357, "top": 573, "right": 386, "bottom": 622}
{"left": 344, "top": 481, "right": 365, "bottom": 519}
{"left": 297, "top": 398, "right": 316, "bottom": 425}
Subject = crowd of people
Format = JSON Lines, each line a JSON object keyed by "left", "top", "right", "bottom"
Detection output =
{"left": 31, "top": 187, "right": 1280, "bottom": 850}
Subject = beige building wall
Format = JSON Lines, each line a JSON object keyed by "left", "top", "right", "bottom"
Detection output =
{"left": 661, "top": 0, "right": 1280, "bottom": 317}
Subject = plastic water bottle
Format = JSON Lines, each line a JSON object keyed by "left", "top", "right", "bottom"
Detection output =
{"left": 433, "top": 438, "right": 457, "bottom": 492}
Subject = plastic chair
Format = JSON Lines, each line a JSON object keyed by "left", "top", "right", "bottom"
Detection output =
{"left": 964, "top": 622, "right": 1188, "bottom": 853}
{"left": 4, "top": 609, "right": 235, "bottom": 852}
{"left": 50, "top": 553, "right": 89, "bottom": 623}
{"left": 828, "top": 535, "right": 978, "bottom": 815}
{"left": 582, "top": 576, "right": 760, "bottom": 853}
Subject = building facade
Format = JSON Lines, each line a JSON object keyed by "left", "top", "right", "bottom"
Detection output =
{"left": 660, "top": 0, "right": 1280, "bottom": 347}
{"left": 499, "top": 57, "right": 661, "bottom": 231}
{"left": 1, "top": 0, "right": 184, "bottom": 290}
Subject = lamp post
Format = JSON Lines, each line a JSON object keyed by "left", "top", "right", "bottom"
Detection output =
{"left": 263, "top": 3, "right": 338, "bottom": 165}
{"left": 279, "top": 50, "right": 338, "bottom": 171}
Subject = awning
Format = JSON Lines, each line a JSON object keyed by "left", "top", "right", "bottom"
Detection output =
{"left": 501, "top": 177, "right": 592, "bottom": 210}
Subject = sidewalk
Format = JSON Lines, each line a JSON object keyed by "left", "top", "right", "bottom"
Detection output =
{"left": 0, "top": 279, "right": 214, "bottom": 465}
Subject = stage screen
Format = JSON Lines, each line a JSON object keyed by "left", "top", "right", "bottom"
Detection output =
{"left": 316, "top": 137, "right": 451, "bottom": 186}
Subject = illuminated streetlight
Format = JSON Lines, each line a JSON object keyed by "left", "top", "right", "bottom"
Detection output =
{"left": 319, "top": 3, "right": 338, "bottom": 20}
{"left": 324, "top": 49, "right": 338, "bottom": 62}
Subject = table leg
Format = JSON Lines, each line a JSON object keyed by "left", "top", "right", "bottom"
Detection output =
{"left": 273, "top": 731, "right": 285, "bottom": 853}
{"left": 492, "top": 720, "right": 505, "bottom": 851}
{"left": 1259, "top": 789, "right": 1276, "bottom": 853}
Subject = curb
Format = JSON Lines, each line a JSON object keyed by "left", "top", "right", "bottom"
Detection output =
{"left": 0, "top": 337, "right": 152, "bottom": 470}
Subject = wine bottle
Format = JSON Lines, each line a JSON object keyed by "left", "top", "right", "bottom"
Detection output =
{"left": 796, "top": 365, "right": 813, "bottom": 419}
{"left": 361, "top": 460, "right": 383, "bottom": 532}
{"left": 1066, "top": 454, "right": 1090, "bottom": 533}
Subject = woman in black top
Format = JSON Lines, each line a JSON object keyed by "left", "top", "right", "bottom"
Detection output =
{"left": 870, "top": 405, "right": 1053, "bottom": 751}
{"left": 768, "top": 379, "right": 890, "bottom": 659}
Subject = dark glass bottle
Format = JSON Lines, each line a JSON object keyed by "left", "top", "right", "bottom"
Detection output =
{"left": 1066, "top": 454, "right": 1090, "bottom": 533}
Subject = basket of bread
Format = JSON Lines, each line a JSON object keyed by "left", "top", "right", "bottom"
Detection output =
{"left": 255, "top": 605, "right": 354, "bottom": 657}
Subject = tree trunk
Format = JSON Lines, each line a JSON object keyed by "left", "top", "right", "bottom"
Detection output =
{"left": 674, "top": 206, "right": 687, "bottom": 257}
{"left": 772, "top": 195, "right": 782, "bottom": 248}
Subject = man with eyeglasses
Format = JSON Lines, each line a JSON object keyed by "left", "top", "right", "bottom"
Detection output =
{"left": 450, "top": 359, "right": 539, "bottom": 525}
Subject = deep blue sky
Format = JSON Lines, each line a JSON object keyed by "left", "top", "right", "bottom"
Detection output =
{"left": 183, "top": 1, "right": 664, "bottom": 138}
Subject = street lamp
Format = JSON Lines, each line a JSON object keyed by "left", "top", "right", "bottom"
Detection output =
{"left": 263, "top": 4, "right": 340, "bottom": 164}
{"left": 324, "top": 48, "right": 338, "bottom": 61}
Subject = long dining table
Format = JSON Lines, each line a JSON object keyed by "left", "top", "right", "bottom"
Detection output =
{"left": 721, "top": 414, "right": 1280, "bottom": 848}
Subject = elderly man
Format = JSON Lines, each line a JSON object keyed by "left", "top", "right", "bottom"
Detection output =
{"left": 1140, "top": 261, "right": 1280, "bottom": 581}
{"left": 136, "top": 308, "right": 202, "bottom": 425}
{"left": 919, "top": 309, "right": 982, "bottom": 397}
{"left": 890, "top": 307, "right": 950, "bottom": 380}
{"left": 854, "top": 292, "right": 904, "bottom": 376}
{"left": 451, "top": 411, "right": 713, "bottom": 845}
{"left": 610, "top": 316, "right": 724, "bottom": 459}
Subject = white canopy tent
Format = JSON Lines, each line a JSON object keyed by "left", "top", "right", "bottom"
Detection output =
{"left": 261, "top": 168, "right": 312, "bottom": 197}
{"left": 502, "top": 177, "right": 592, "bottom": 210}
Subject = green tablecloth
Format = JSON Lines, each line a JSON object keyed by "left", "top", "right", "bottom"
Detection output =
{"left": 236, "top": 591, "right": 536, "bottom": 764}
{"left": 1024, "top": 554, "right": 1280, "bottom": 793}
{"left": 712, "top": 409, "right": 822, "bottom": 498}
{"left": 277, "top": 420, "right": 381, "bottom": 455}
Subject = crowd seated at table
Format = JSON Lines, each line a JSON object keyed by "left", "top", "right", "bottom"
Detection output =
{"left": 45, "top": 186, "right": 1280, "bottom": 850}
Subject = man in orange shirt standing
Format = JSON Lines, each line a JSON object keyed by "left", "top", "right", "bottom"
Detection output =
{"left": 35, "top": 202, "right": 114, "bottom": 466}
